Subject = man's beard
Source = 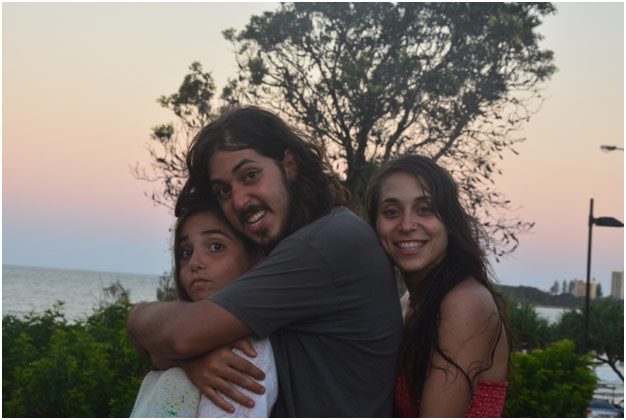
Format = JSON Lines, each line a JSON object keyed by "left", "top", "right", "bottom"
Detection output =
{"left": 259, "top": 197, "right": 296, "bottom": 255}
{"left": 239, "top": 173, "right": 296, "bottom": 254}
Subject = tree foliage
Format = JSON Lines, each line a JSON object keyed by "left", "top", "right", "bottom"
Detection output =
{"left": 2, "top": 300, "right": 152, "bottom": 417}
{"left": 504, "top": 340, "right": 597, "bottom": 417}
{"left": 132, "top": 62, "right": 221, "bottom": 208}
{"left": 506, "top": 298, "right": 554, "bottom": 352}
{"left": 504, "top": 296, "right": 624, "bottom": 380}
{"left": 135, "top": 3, "right": 556, "bottom": 258}
{"left": 156, "top": 271, "right": 177, "bottom": 302}
{"left": 223, "top": 2, "right": 556, "bottom": 258}
{"left": 497, "top": 284, "right": 584, "bottom": 307}
{"left": 549, "top": 280, "right": 559, "bottom": 295}
{"left": 554, "top": 299, "right": 624, "bottom": 380}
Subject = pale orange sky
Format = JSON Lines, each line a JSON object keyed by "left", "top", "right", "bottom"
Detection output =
{"left": 2, "top": 3, "right": 624, "bottom": 293}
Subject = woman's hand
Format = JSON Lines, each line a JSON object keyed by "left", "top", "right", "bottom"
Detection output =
{"left": 180, "top": 338, "right": 267, "bottom": 414}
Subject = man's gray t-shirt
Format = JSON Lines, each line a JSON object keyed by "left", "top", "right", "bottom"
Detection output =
{"left": 210, "top": 207, "right": 403, "bottom": 417}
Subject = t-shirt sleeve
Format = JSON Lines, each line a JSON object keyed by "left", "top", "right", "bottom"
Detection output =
{"left": 208, "top": 237, "right": 336, "bottom": 338}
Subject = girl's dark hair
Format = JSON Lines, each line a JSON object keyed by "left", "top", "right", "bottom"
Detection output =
{"left": 172, "top": 200, "right": 259, "bottom": 302}
{"left": 366, "top": 154, "right": 511, "bottom": 400}
{"left": 175, "top": 106, "right": 350, "bottom": 238}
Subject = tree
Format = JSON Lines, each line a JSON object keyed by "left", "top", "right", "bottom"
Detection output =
{"left": 549, "top": 280, "right": 559, "bottom": 295}
{"left": 3, "top": 298, "right": 152, "bottom": 416}
{"left": 223, "top": 2, "right": 556, "bottom": 258}
{"left": 506, "top": 298, "right": 554, "bottom": 352}
{"left": 504, "top": 340, "right": 597, "bottom": 417}
{"left": 554, "top": 300, "right": 624, "bottom": 380}
{"left": 561, "top": 280, "right": 567, "bottom": 294}
{"left": 136, "top": 3, "right": 557, "bottom": 258}
{"left": 132, "top": 62, "right": 222, "bottom": 208}
{"left": 596, "top": 282, "right": 603, "bottom": 298}
{"left": 156, "top": 271, "right": 177, "bottom": 302}
{"left": 568, "top": 279, "right": 575, "bottom": 294}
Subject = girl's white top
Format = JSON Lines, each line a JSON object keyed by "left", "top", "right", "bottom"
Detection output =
{"left": 130, "top": 337, "right": 278, "bottom": 418}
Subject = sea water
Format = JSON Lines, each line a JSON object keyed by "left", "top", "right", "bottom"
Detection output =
{"left": 2, "top": 264, "right": 162, "bottom": 322}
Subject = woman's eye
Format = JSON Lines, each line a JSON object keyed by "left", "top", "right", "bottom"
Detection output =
{"left": 209, "top": 242, "right": 225, "bottom": 252}
{"left": 417, "top": 206, "right": 434, "bottom": 215}
{"left": 181, "top": 248, "right": 193, "bottom": 260}
{"left": 382, "top": 208, "right": 398, "bottom": 217}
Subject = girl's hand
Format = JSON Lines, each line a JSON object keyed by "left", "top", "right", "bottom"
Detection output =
{"left": 180, "top": 338, "right": 267, "bottom": 413}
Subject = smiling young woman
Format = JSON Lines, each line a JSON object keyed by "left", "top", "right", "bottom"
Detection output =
{"left": 366, "top": 155, "right": 511, "bottom": 418}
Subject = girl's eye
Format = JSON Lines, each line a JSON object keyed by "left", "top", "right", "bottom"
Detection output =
{"left": 209, "top": 242, "right": 225, "bottom": 252}
{"left": 181, "top": 248, "right": 193, "bottom": 260}
{"left": 382, "top": 208, "right": 399, "bottom": 218}
{"left": 417, "top": 205, "right": 434, "bottom": 216}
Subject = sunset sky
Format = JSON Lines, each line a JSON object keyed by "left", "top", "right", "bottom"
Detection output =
{"left": 3, "top": 3, "right": 624, "bottom": 293}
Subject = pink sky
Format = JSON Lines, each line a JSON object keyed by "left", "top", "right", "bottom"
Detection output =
{"left": 2, "top": 3, "right": 623, "bottom": 293}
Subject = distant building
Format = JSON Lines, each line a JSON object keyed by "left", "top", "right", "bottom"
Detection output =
{"left": 572, "top": 279, "right": 597, "bottom": 299}
{"left": 611, "top": 271, "right": 624, "bottom": 300}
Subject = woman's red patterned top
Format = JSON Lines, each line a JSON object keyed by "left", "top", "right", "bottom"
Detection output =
{"left": 393, "top": 373, "right": 508, "bottom": 418}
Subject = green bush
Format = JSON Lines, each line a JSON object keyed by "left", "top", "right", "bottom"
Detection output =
{"left": 554, "top": 299, "right": 624, "bottom": 380}
{"left": 504, "top": 339, "right": 597, "bottom": 417}
{"left": 505, "top": 298, "right": 555, "bottom": 352}
{"left": 2, "top": 300, "right": 152, "bottom": 417}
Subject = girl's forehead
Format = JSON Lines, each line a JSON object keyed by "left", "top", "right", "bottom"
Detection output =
{"left": 380, "top": 171, "right": 432, "bottom": 197}
{"left": 180, "top": 211, "right": 233, "bottom": 237}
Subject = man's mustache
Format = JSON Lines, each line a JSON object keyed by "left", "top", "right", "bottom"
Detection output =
{"left": 238, "top": 204, "right": 271, "bottom": 226}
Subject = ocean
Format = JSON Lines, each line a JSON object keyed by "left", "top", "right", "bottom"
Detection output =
{"left": 2, "top": 264, "right": 162, "bottom": 322}
{"left": 2, "top": 264, "right": 623, "bottom": 396}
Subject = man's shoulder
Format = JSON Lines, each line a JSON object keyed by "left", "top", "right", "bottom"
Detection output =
{"left": 287, "top": 207, "right": 375, "bottom": 244}
{"left": 277, "top": 207, "right": 387, "bottom": 266}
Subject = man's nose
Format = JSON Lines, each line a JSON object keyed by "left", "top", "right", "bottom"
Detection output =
{"left": 232, "top": 186, "right": 251, "bottom": 211}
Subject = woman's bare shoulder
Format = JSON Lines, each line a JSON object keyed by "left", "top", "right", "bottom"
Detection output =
{"left": 440, "top": 277, "right": 498, "bottom": 321}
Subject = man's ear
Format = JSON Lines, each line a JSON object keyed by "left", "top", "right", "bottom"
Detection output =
{"left": 282, "top": 149, "right": 298, "bottom": 181}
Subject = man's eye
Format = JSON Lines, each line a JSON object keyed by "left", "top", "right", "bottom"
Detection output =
{"left": 244, "top": 170, "right": 258, "bottom": 181}
{"left": 215, "top": 186, "right": 231, "bottom": 198}
{"left": 209, "top": 242, "right": 225, "bottom": 252}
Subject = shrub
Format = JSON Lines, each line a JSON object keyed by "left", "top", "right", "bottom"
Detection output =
{"left": 554, "top": 299, "right": 624, "bottom": 381}
{"left": 504, "top": 339, "right": 597, "bottom": 417}
{"left": 505, "top": 298, "right": 555, "bottom": 352}
{"left": 2, "top": 300, "right": 152, "bottom": 417}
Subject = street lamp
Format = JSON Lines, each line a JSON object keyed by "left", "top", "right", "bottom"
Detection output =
{"left": 584, "top": 198, "right": 623, "bottom": 353}
{"left": 600, "top": 145, "right": 624, "bottom": 152}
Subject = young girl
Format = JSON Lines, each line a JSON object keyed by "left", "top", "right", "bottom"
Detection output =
{"left": 130, "top": 203, "right": 278, "bottom": 417}
{"left": 366, "top": 155, "right": 511, "bottom": 417}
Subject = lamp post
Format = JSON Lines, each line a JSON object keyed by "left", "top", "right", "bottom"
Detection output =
{"left": 600, "top": 145, "right": 624, "bottom": 152}
{"left": 584, "top": 198, "right": 623, "bottom": 353}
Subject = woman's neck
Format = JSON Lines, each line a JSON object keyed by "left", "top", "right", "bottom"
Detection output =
{"left": 403, "top": 269, "right": 431, "bottom": 296}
